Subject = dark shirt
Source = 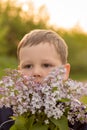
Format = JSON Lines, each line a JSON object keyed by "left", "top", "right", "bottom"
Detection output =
{"left": 73, "top": 122, "right": 87, "bottom": 130}
{"left": 0, "top": 107, "right": 87, "bottom": 130}
{"left": 0, "top": 106, "right": 14, "bottom": 130}
{"left": 69, "top": 121, "right": 87, "bottom": 130}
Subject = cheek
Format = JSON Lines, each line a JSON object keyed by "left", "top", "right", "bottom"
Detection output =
{"left": 20, "top": 69, "right": 31, "bottom": 76}
{"left": 43, "top": 68, "right": 53, "bottom": 77}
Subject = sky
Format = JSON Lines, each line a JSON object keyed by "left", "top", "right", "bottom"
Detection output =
{"left": 17, "top": 0, "right": 87, "bottom": 32}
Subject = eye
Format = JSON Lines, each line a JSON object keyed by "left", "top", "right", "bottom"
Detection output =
{"left": 43, "top": 63, "right": 53, "bottom": 68}
{"left": 23, "top": 64, "right": 32, "bottom": 69}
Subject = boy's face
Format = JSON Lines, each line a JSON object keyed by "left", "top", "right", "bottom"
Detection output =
{"left": 18, "top": 43, "right": 70, "bottom": 82}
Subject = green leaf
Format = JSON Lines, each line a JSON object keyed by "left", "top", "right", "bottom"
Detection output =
{"left": 54, "top": 126, "right": 59, "bottom": 130}
{"left": 15, "top": 116, "right": 27, "bottom": 130}
{"left": 32, "top": 122, "right": 48, "bottom": 130}
{"left": 10, "top": 124, "right": 17, "bottom": 130}
{"left": 52, "top": 87, "right": 58, "bottom": 92}
{"left": 80, "top": 95, "right": 87, "bottom": 105}
{"left": 58, "top": 98, "right": 70, "bottom": 103}
{"left": 27, "top": 115, "right": 35, "bottom": 130}
{"left": 50, "top": 115, "right": 69, "bottom": 130}
{"left": 10, "top": 116, "right": 16, "bottom": 120}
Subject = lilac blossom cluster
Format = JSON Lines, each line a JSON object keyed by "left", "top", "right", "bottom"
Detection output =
{"left": 0, "top": 67, "right": 87, "bottom": 125}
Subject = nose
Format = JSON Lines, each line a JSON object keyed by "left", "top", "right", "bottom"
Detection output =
{"left": 32, "top": 66, "right": 43, "bottom": 81}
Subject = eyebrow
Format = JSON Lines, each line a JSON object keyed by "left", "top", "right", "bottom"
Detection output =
{"left": 20, "top": 60, "right": 32, "bottom": 66}
{"left": 41, "top": 59, "right": 56, "bottom": 62}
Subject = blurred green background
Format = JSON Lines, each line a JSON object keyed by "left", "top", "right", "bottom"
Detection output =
{"left": 0, "top": 0, "right": 87, "bottom": 81}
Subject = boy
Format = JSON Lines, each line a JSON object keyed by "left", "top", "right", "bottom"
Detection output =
{"left": 0, "top": 29, "right": 87, "bottom": 130}
{"left": 17, "top": 29, "right": 70, "bottom": 82}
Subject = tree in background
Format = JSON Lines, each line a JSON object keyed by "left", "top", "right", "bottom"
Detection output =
{"left": 0, "top": 0, "right": 87, "bottom": 80}
{"left": 0, "top": 0, "right": 50, "bottom": 56}
{"left": 57, "top": 28, "right": 87, "bottom": 79}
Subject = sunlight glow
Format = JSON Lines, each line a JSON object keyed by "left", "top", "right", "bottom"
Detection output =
{"left": 17, "top": 0, "right": 87, "bottom": 32}
{"left": 22, "top": 4, "right": 29, "bottom": 12}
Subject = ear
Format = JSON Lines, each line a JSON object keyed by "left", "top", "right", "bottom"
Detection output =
{"left": 17, "top": 65, "right": 20, "bottom": 70}
{"left": 64, "top": 63, "right": 70, "bottom": 80}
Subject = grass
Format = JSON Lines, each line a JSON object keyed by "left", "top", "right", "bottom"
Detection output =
{"left": 0, "top": 56, "right": 18, "bottom": 78}
{"left": 70, "top": 73, "right": 87, "bottom": 82}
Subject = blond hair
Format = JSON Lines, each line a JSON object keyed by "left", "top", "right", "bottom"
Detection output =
{"left": 17, "top": 29, "right": 68, "bottom": 64}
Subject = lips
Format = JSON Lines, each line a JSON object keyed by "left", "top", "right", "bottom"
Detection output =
{"left": 33, "top": 77, "right": 43, "bottom": 84}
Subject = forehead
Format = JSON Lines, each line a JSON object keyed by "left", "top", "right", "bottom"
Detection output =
{"left": 19, "top": 42, "right": 61, "bottom": 61}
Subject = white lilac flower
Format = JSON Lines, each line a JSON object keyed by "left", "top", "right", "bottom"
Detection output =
{"left": 0, "top": 67, "right": 87, "bottom": 125}
{"left": 3, "top": 76, "right": 14, "bottom": 87}
{"left": 44, "top": 119, "right": 49, "bottom": 124}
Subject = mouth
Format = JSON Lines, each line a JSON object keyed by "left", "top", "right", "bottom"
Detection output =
{"left": 34, "top": 80, "right": 42, "bottom": 84}
{"left": 33, "top": 77, "right": 43, "bottom": 84}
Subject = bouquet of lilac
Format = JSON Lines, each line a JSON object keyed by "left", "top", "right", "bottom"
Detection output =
{"left": 0, "top": 66, "right": 87, "bottom": 130}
